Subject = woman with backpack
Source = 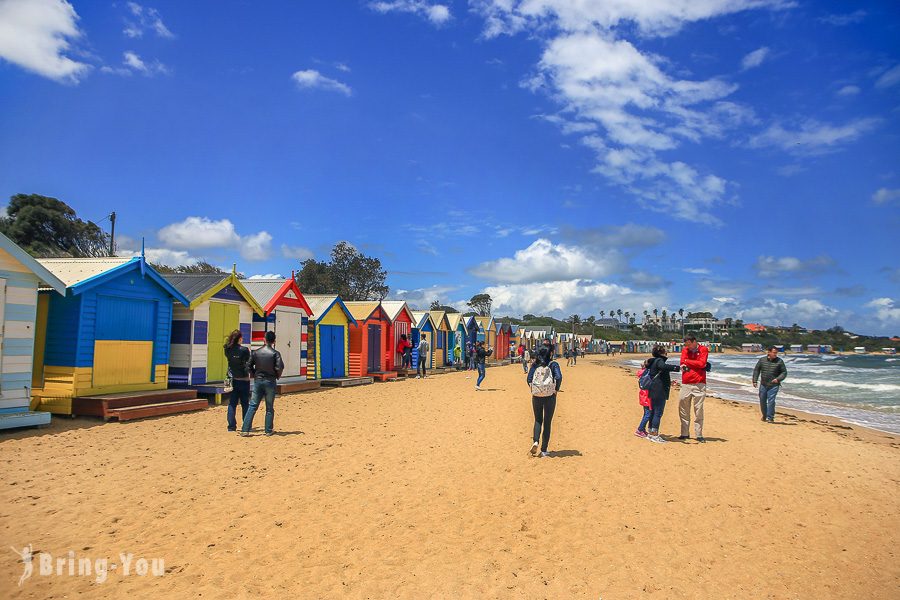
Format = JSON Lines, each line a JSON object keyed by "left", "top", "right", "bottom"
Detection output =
{"left": 646, "top": 344, "right": 681, "bottom": 444}
{"left": 527, "top": 345, "right": 563, "bottom": 457}
{"left": 223, "top": 329, "right": 251, "bottom": 432}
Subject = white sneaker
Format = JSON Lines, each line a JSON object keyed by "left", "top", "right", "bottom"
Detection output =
{"left": 648, "top": 435, "right": 667, "bottom": 444}
{"left": 529, "top": 441, "right": 539, "bottom": 456}
{"left": 415, "top": 375, "right": 421, "bottom": 379}
{"left": 475, "top": 386, "right": 481, "bottom": 391}
{"left": 540, "top": 451, "right": 550, "bottom": 457}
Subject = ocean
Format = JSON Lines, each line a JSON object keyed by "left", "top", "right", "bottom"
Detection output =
{"left": 629, "top": 353, "right": 900, "bottom": 434}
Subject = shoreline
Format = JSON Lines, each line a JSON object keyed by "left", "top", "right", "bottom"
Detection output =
{"left": 610, "top": 354, "right": 900, "bottom": 444}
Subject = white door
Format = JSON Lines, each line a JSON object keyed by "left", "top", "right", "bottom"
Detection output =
{"left": 275, "top": 307, "right": 305, "bottom": 377}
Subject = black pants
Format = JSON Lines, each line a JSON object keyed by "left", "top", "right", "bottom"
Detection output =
{"left": 417, "top": 357, "right": 427, "bottom": 377}
{"left": 532, "top": 394, "right": 557, "bottom": 452}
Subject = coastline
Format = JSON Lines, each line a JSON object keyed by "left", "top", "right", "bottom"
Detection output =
{"left": 614, "top": 353, "right": 900, "bottom": 442}
{"left": 2, "top": 359, "right": 898, "bottom": 598}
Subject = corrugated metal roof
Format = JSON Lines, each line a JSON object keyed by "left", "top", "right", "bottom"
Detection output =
{"left": 37, "top": 257, "right": 132, "bottom": 287}
{"left": 162, "top": 273, "right": 230, "bottom": 302}
{"left": 344, "top": 301, "right": 379, "bottom": 321}
{"left": 239, "top": 279, "right": 289, "bottom": 307}
{"left": 305, "top": 294, "right": 340, "bottom": 320}
{"left": 380, "top": 300, "right": 411, "bottom": 323}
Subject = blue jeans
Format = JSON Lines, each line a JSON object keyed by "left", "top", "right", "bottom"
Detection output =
{"left": 637, "top": 406, "right": 651, "bottom": 433}
{"left": 759, "top": 384, "right": 779, "bottom": 420}
{"left": 649, "top": 394, "right": 667, "bottom": 431}
{"left": 241, "top": 378, "right": 277, "bottom": 434}
{"left": 476, "top": 362, "right": 486, "bottom": 386}
{"left": 227, "top": 379, "right": 250, "bottom": 430}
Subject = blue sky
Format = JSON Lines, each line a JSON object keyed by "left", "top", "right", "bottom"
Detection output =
{"left": 1, "top": 0, "right": 898, "bottom": 335}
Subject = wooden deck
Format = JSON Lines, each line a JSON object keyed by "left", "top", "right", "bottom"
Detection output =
{"left": 276, "top": 378, "right": 322, "bottom": 394}
{"left": 71, "top": 389, "right": 204, "bottom": 421}
{"left": 0, "top": 411, "right": 51, "bottom": 431}
{"left": 394, "top": 368, "right": 412, "bottom": 378}
{"left": 320, "top": 377, "right": 374, "bottom": 388}
{"left": 368, "top": 371, "right": 398, "bottom": 382}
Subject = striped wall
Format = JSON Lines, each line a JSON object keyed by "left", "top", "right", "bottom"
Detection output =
{"left": 169, "top": 298, "right": 252, "bottom": 385}
{"left": 0, "top": 248, "right": 40, "bottom": 413}
{"left": 250, "top": 310, "right": 309, "bottom": 379}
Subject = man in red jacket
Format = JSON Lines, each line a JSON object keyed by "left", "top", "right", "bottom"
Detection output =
{"left": 679, "top": 335, "right": 709, "bottom": 442}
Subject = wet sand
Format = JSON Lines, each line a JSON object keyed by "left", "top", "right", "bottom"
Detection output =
{"left": 2, "top": 358, "right": 898, "bottom": 598}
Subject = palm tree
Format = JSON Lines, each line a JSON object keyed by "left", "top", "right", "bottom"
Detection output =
{"left": 678, "top": 307, "right": 685, "bottom": 337}
{"left": 616, "top": 309, "right": 623, "bottom": 324}
{"left": 624, "top": 311, "right": 630, "bottom": 328}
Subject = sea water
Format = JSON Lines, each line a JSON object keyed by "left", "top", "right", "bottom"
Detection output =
{"left": 628, "top": 354, "right": 900, "bottom": 434}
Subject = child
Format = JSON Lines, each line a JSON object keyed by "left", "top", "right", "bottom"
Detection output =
{"left": 635, "top": 359, "right": 652, "bottom": 438}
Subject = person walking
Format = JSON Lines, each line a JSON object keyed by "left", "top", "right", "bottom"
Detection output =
{"left": 647, "top": 345, "right": 680, "bottom": 443}
{"left": 223, "top": 329, "right": 251, "bottom": 432}
{"left": 416, "top": 335, "right": 430, "bottom": 379}
{"left": 753, "top": 346, "right": 788, "bottom": 423}
{"left": 679, "top": 335, "right": 709, "bottom": 443}
{"left": 516, "top": 343, "right": 525, "bottom": 366}
{"left": 634, "top": 359, "right": 652, "bottom": 438}
{"left": 474, "top": 340, "right": 493, "bottom": 390}
{"left": 522, "top": 347, "right": 531, "bottom": 373}
{"left": 527, "top": 345, "right": 563, "bottom": 457}
{"left": 453, "top": 343, "right": 462, "bottom": 370}
{"left": 240, "top": 331, "right": 284, "bottom": 437}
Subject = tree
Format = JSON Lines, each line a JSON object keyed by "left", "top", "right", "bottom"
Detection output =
{"left": 467, "top": 293, "right": 493, "bottom": 316}
{"left": 152, "top": 261, "right": 237, "bottom": 276}
{"left": 0, "top": 193, "right": 110, "bottom": 257}
{"left": 430, "top": 299, "right": 459, "bottom": 313}
{"left": 295, "top": 242, "right": 388, "bottom": 300}
{"left": 616, "top": 309, "right": 623, "bottom": 323}
{"left": 522, "top": 313, "right": 536, "bottom": 322}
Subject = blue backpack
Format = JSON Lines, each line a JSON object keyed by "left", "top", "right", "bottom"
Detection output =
{"left": 638, "top": 367, "right": 658, "bottom": 391}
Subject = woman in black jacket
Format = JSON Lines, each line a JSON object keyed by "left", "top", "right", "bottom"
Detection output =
{"left": 224, "top": 329, "right": 251, "bottom": 432}
{"left": 646, "top": 345, "right": 680, "bottom": 444}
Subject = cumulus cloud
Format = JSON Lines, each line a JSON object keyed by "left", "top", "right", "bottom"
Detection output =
{"left": 247, "top": 273, "right": 285, "bottom": 280}
{"left": 369, "top": 1, "right": 451, "bottom": 26}
{"left": 470, "top": 238, "right": 625, "bottom": 284}
{"left": 485, "top": 279, "right": 665, "bottom": 318}
{"left": 281, "top": 244, "right": 314, "bottom": 260}
{"left": 240, "top": 231, "right": 273, "bottom": 261}
{"left": 159, "top": 217, "right": 241, "bottom": 249}
{"left": 470, "top": 1, "right": 788, "bottom": 224}
{"left": 865, "top": 298, "right": 900, "bottom": 325}
{"left": 118, "top": 247, "right": 199, "bottom": 268}
{"left": 389, "top": 284, "right": 462, "bottom": 311}
{"left": 123, "top": 1, "right": 174, "bottom": 39}
{"left": 292, "top": 69, "right": 352, "bottom": 96}
{"left": 753, "top": 255, "right": 836, "bottom": 278}
{"left": 749, "top": 118, "right": 880, "bottom": 155}
{"left": 736, "top": 298, "right": 839, "bottom": 325}
{"left": 741, "top": 46, "right": 770, "bottom": 70}
{"left": 872, "top": 188, "right": 900, "bottom": 205}
{"left": 0, "top": 0, "right": 90, "bottom": 83}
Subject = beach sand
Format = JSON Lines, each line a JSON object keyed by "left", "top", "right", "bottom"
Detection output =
{"left": 2, "top": 357, "right": 898, "bottom": 598}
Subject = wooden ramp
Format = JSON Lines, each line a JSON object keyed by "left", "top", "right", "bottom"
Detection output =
{"left": 368, "top": 371, "right": 398, "bottom": 382}
{"left": 71, "top": 389, "right": 205, "bottom": 421}
{"left": 0, "top": 411, "right": 51, "bottom": 431}
{"left": 320, "top": 377, "right": 374, "bottom": 388}
{"left": 276, "top": 377, "right": 322, "bottom": 394}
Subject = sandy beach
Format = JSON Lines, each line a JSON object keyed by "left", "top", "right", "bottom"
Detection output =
{"left": 2, "top": 357, "right": 899, "bottom": 598}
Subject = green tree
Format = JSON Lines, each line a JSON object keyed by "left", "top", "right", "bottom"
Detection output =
{"left": 467, "top": 293, "right": 493, "bottom": 316}
{"left": 430, "top": 299, "right": 459, "bottom": 313}
{"left": 295, "top": 241, "right": 389, "bottom": 300}
{"left": 152, "top": 261, "right": 237, "bottom": 276}
{"left": 0, "top": 193, "right": 110, "bottom": 257}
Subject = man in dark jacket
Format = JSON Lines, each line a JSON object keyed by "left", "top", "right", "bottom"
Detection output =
{"left": 753, "top": 346, "right": 788, "bottom": 423}
{"left": 240, "top": 331, "right": 284, "bottom": 436}
{"left": 474, "top": 341, "right": 493, "bottom": 390}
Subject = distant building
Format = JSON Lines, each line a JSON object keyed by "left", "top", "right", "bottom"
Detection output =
{"left": 596, "top": 318, "right": 629, "bottom": 331}
{"left": 642, "top": 314, "right": 682, "bottom": 332}
{"left": 744, "top": 323, "right": 766, "bottom": 333}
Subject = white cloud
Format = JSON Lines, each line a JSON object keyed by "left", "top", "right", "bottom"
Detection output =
{"left": 389, "top": 284, "right": 462, "bottom": 311}
{"left": 291, "top": 69, "right": 352, "bottom": 96}
{"left": 0, "top": 0, "right": 90, "bottom": 83}
{"left": 872, "top": 188, "right": 900, "bottom": 205}
{"left": 470, "top": 238, "right": 624, "bottom": 284}
{"left": 247, "top": 273, "right": 284, "bottom": 280}
{"left": 865, "top": 298, "right": 900, "bottom": 325}
{"left": 240, "top": 231, "right": 273, "bottom": 261}
{"left": 281, "top": 244, "right": 314, "bottom": 260}
{"left": 335, "top": 62, "right": 351, "bottom": 73}
{"left": 818, "top": 10, "right": 867, "bottom": 26}
{"left": 469, "top": 2, "right": 789, "bottom": 224}
{"left": 101, "top": 51, "right": 169, "bottom": 77}
{"left": 836, "top": 85, "right": 860, "bottom": 97}
{"left": 369, "top": 1, "right": 451, "bottom": 25}
{"left": 485, "top": 279, "right": 665, "bottom": 318}
{"left": 159, "top": 217, "right": 241, "bottom": 249}
{"left": 683, "top": 267, "right": 711, "bottom": 275}
{"left": 753, "top": 255, "right": 835, "bottom": 277}
{"left": 875, "top": 64, "right": 900, "bottom": 90}
{"left": 741, "top": 46, "right": 769, "bottom": 70}
{"left": 118, "top": 247, "right": 199, "bottom": 268}
{"left": 123, "top": 1, "right": 174, "bottom": 39}
{"left": 749, "top": 117, "right": 879, "bottom": 155}
{"left": 737, "top": 298, "right": 839, "bottom": 325}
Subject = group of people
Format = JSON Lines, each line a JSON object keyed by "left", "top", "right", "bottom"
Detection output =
{"left": 634, "top": 336, "right": 788, "bottom": 443}
{"left": 223, "top": 329, "right": 285, "bottom": 437}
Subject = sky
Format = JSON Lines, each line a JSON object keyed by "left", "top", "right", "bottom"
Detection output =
{"left": 0, "top": 0, "right": 898, "bottom": 335}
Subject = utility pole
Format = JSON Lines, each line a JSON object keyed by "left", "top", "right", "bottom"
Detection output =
{"left": 108, "top": 211, "right": 117, "bottom": 257}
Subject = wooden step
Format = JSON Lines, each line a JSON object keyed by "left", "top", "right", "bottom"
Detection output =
{"left": 276, "top": 379, "right": 322, "bottom": 394}
{"left": 86, "top": 389, "right": 198, "bottom": 410}
{"left": 369, "top": 371, "right": 398, "bottom": 382}
{"left": 320, "top": 377, "right": 374, "bottom": 388}
{"left": 108, "top": 399, "right": 209, "bottom": 421}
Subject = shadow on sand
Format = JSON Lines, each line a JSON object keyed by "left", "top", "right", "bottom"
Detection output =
{"left": 545, "top": 449, "right": 582, "bottom": 458}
